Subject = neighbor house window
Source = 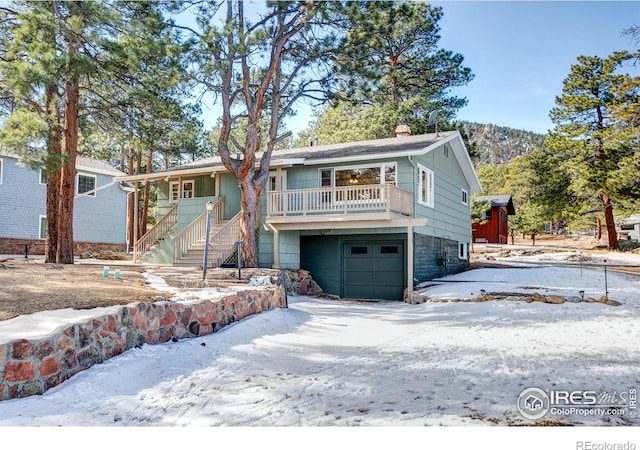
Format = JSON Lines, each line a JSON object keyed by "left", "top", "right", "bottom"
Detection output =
{"left": 417, "top": 164, "right": 434, "bottom": 208}
{"left": 39, "top": 215, "right": 47, "bottom": 239}
{"left": 77, "top": 173, "right": 96, "bottom": 196}
{"left": 461, "top": 189, "right": 468, "bottom": 205}
{"left": 40, "top": 168, "right": 47, "bottom": 185}
{"left": 0, "top": 158, "right": 3, "bottom": 184}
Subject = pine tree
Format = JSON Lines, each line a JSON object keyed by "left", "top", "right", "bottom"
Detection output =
{"left": 185, "top": 1, "right": 338, "bottom": 267}
{"left": 547, "top": 52, "right": 640, "bottom": 250}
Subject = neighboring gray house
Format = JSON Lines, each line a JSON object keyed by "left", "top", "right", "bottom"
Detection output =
{"left": 122, "top": 129, "right": 482, "bottom": 301}
{"left": 0, "top": 151, "right": 129, "bottom": 255}
{"left": 618, "top": 213, "right": 640, "bottom": 242}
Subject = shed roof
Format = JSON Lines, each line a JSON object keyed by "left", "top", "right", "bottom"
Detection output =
{"left": 474, "top": 195, "right": 516, "bottom": 215}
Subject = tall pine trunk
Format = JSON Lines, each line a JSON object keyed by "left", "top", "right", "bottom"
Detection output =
{"left": 239, "top": 176, "right": 260, "bottom": 267}
{"left": 44, "top": 85, "right": 62, "bottom": 264}
{"left": 602, "top": 194, "right": 618, "bottom": 250}
{"left": 141, "top": 146, "right": 153, "bottom": 236}
{"left": 58, "top": 73, "right": 79, "bottom": 264}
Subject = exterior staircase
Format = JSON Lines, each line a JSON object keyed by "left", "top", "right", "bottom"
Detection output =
{"left": 174, "top": 219, "right": 237, "bottom": 267}
{"left": 132, "top": 203, "right": 179, "bottom": 263}
{"left": 133, "top": 197, "right": 242, "bottom": 267}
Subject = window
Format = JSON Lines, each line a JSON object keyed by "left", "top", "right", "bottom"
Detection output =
{"left": 461, "top": 189, "right": 468, "bottom": 205}
{"left": 319, "top": 168, "right": 333, "bottom": 187}
{"left": 318, "top": 163, "right": 397, "bottom": 188}
{"left": 350, "top": 246, "right": 368, "bottom": 255}
{"left": 0, "top": 158, "right": 3, "bottom": 184}
{"left": 182, "top": 180, "right": 194, "bottom": 198}
{"left": 39, "top": 215, "right": 47, "bottom": 239}
{"left": 417, "top": 164, "right": 434, "bottom": 208}
{"left": 170, "top": 181, "right": 179, "bottom": 202}
{"left": 40, "top": 168, "right": 47, "bottom": 185}
{"left": 380, "top": 245, "right": 399, "bottom": 254}
{"left": 77, "top": 173, "right": 96, "bottom": 196}
{"left": 169, "top": 180, "right": 195, "bottom": 203}
{"left": 444, "top": 146, "right": 449, "bottom": 158}
{"left": 459, "top": 242, "right": 468, "bottom": 260}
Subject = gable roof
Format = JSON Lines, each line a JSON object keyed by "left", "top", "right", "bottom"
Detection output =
{"left": 474, "top": 195, "right": 516, "bottom": 215}
{"left": 0, "top": 149, "right": 124, "bottom": 177}
{"left": 119, "top": 131, "right": 482, "bottom": 193}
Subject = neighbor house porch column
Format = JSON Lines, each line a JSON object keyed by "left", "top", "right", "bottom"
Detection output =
{"left": 407, "top": 225, "right": 414, "bottom": 296}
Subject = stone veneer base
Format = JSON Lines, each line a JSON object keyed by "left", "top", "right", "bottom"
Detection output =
{"left": 0, "top": 286, "right": 286, "bottom": 401}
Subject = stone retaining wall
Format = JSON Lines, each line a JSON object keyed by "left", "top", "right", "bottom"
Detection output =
{"left": 0, "top": 238, "right": 126, "bottom": 257}
{"left": 407, "top": 290, "right": 622, "bottom": 306}
{"left": 0, "top": 286, "right": 286, "bottom": 401}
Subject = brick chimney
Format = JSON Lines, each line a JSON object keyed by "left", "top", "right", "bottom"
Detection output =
{"left": 394, "top": 123, "right": 411, "bottom": 137}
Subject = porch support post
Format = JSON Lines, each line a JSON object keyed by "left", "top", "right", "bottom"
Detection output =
{"left": 133, "top": 183, "right": 139, "bottom": 262}
{"left": 407, "top": 225, "right": 414, "bottom": 297}
{"left": 272, "top": 226, "right": 280, "bottom": 269}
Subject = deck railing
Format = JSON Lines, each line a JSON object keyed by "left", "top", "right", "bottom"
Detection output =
{"left": 172, "top": 197, "right": 225, "bottom": 263}
{"left": 266, "top": 184, "right": 413, "bottom": 218}
{"left": 133, "top": 203, "right": 178, "bottom": 262}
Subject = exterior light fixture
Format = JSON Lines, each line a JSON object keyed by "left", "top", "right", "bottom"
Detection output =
{"left": 579, "top": 290, "right": 585, "bottom": 301}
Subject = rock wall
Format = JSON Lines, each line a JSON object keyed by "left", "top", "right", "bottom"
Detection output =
{"left": 0, "top": 238, "right": 126, "bottom": 257}
{"left": 0, "top": 286, "right": 286, "bottom": 401}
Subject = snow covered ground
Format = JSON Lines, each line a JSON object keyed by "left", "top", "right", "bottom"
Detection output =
{"left": 1, "top": 251, "right": 639, "bottom": 447}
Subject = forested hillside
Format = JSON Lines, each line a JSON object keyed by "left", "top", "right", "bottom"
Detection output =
{"left": 457, "top": 121, "right": 546, "bottom": 165}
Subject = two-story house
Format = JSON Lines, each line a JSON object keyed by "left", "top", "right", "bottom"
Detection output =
{"left": 122, "top": 129, "right": 482, "bottom": 301}
{"left": 0, "top": 151, "right": 130, "bottom": 256}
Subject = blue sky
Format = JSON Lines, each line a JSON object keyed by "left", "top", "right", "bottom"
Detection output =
{"left": 425, "top": 1, "right": 640, "bottom": 134}
{"left": 195, "top": 1, "right": 640, "bottom": 137}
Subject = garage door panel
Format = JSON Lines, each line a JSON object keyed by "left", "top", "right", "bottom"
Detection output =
{"left": 374, "top": 285, "right": 403, "bottom": 299}
{"left": 374, "top": 258, "right": 403, "bottom": 272}
{"left": 344, "top": 284, "right": 375, "bottom": 298}
{"left": 345, "top": 270, "right": 375, "bottom": 283}
{"left": 344, "top": 258, "right": 374, "bottom": 271}
{"left": 375, "top": 270, "right": 404, "bottom": 285}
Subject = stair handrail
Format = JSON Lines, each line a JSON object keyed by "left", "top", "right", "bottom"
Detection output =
{"left": 133, "top": 203, "right": 179, "bottom": 262}
{"left": 208, "top": 211, "right": 242, "bottom": 267}
{"left": 171, "top": 197, "right": 225, "bottom": 263}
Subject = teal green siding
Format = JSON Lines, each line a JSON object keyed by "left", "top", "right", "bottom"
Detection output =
{"left": 410, "top": 143, "right": 471, "bottom": 244}
{"left": 258, "top": 227, "right": 300, "bottom": 270}
{"left": 219, "top": 173, "right": 241, "bottom": 219}
{"left": 157, "top": 173, "right": 240, "bottom": 223}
